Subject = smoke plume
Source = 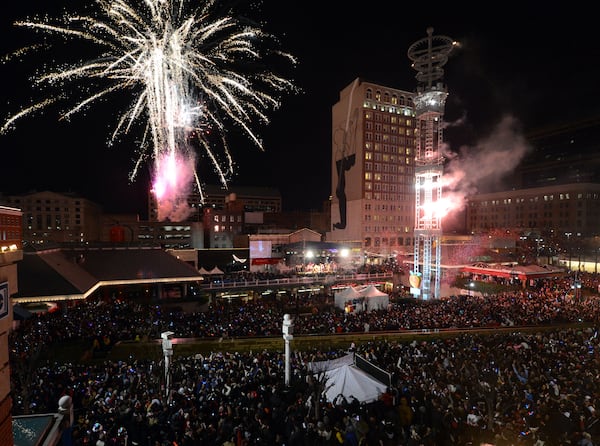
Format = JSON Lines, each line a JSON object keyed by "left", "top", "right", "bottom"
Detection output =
{"left": 442, "top": 114, "right": 532, "bottom": 214}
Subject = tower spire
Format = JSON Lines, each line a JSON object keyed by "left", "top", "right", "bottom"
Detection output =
{"left": 407, "top": 28, "right": 457, "bottom": 300}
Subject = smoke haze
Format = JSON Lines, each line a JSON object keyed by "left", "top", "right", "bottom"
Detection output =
{"left": 443, "top": 114, "right": 532, "bottom": 216}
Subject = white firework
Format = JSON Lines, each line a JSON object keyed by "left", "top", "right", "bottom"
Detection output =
{"left": 2, "top": 0, "right": 296, "bottom": 219}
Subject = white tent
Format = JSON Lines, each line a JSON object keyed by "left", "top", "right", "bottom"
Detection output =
{"left": 308, "top": 354, "right": 388, "bottom": 404}
{"left": 336, "top": 286, "right": 361, "bottom": 299}
{"left": 334, "top": 286, "right": 365, "bottom": 312}
{"left": 334, "top": 285, "right": 389, "bottom": 313}
{"left": 360, "top": 285, "right": 389, "bottom": 311}
{"left": 208, "top": 266, "right": 224, "bottom": 275}
{"left": 198, "top": 267, "right": 211, "bottom": 275}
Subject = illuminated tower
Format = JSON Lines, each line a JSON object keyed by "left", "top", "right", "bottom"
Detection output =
{"left": 407, "top": 27, "right": 456, "bottom": 300}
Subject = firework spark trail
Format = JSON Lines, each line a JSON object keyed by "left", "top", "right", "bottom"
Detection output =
{"left": 2, "top": 0, "right": 296, "bottom": 220}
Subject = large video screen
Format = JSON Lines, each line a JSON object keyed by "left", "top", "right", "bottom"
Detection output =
{"left": 250, "top": 240, "right": 272, "bottom": 259}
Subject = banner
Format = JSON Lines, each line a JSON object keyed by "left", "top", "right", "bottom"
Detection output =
{"left": 251, "top": 258, "right": 280, "bottom": 265}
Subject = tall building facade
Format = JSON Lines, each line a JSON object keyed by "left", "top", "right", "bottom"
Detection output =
{"left": 517, "top": 118, "right": 600, "bottom": 189}
{"left": 202, "top": 195, "right": 245, "bottom": 248}
{"left": 327, "top": 78, "right": 417, "bottom": 260}
{"left": 466, "top": 183, "right": 600, "bottom": 237}
{"left": 148, "top": 185, "right": 282, "bottom": 222}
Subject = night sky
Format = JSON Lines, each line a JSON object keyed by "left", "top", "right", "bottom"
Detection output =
{"left": 1, "top": 1, "right": 599, "bottom": 217}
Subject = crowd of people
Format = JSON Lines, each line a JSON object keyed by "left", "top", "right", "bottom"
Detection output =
{"left": 9, "top": 271, "right": 600, "bottom": 446}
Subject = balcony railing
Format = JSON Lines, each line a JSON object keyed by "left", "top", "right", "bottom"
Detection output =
{"left": 200, "top": 272, "right": 394, "bottom": 290}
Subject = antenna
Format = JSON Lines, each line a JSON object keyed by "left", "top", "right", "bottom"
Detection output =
{"left": 407, "top": 27, "right": 457, "bottom": 90}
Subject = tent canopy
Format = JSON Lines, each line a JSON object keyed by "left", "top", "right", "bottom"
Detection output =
{"left": 308, "top": 354, "right": 388, "bottom": 404}
{"left": 334, "top": 286, "right": 364, "bottom": 312}
{"left": 334, "top": 285, "right": 389, "bottom": 313}
{"left": 199, "top": 266, "right": 225, "bottom": 275}
{"left": 208, "top": 266, "right": 224, "bottom": 275}
{"left": 360, "top": 284, "right": 388, "bottom": 297}
{"left": 336, "top": 286, "right": 362, "bottom": 299}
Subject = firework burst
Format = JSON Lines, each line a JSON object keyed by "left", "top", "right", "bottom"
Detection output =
{"left": 2, "top": 0, "right": 296, "bottom": 220}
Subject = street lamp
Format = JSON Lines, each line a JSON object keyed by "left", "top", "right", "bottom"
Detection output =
{"left": 161, "top": 331, "right": 174, "bottom": 402}
{"left": 565, "top": 232, "right": 573, "bottom": 270}
{"left": 534, "top": 237, "right": 543, "bottom": 264}
{"left": 282, "top": 314, "right": 294, "bottom": 387}
{"left": 305, "top": 249, "right": 314, "bottom": 264}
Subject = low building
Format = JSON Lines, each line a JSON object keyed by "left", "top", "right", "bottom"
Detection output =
{"left": 3, "top": 191, "right": 102, "bottom": 244}
{"left": 13, "top": 244, "right": 203, "bottom": 305}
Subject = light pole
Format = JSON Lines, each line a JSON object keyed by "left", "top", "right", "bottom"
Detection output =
{"left": 519, "top": 235, "right": 527, "bottom": 264}
{"left": 535, "top": 237, "right": 543, "bottom": 264}
{"left": 161, "top": 331, "right": 174, "bottom": 403}
{"left": 282, "top": 314, "right": 294, "bottom": 387}
{"left": 565, "top": 232, "right": 573, "bottom": 270}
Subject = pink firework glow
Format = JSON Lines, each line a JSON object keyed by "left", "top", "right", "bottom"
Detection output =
{"left": 152, "top": 152, "right": 198, "bottom": 222}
